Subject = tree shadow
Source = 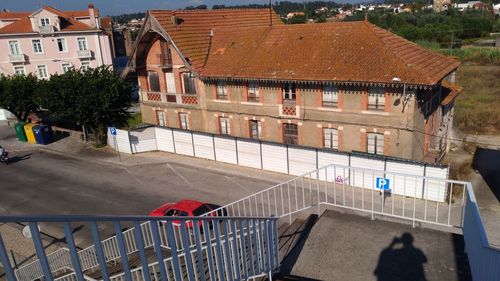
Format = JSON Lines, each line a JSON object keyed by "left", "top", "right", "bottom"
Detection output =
{"left": 374, "top": 233, "right": 428, "bottom": 281}
{"left": 472, "top": 147, "right": 500, "bottom": 201}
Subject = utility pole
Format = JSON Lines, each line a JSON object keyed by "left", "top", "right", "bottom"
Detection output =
{"left": 450, "top": 30, "right": 454, "bottom": 56}
{"left": 269, "top": 0, "right": 273, "bottom": 26}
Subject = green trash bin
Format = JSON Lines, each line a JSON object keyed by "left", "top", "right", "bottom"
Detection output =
{"left": 14, "top": 122, "right": 27, "bottom": 142}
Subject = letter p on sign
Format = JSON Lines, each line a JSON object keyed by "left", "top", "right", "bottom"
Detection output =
{"left": 376, "top": 178, "right": 390, "bottom": 190}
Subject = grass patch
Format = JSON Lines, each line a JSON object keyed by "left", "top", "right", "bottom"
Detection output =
{"left": 122, "top": 112, "right": 142, "bottom": 129}
{"left": 438, "top": 47, "right": 500, "bottom": 63}
{"left": 454, "top": 63, "right": 500, "bottom": 134}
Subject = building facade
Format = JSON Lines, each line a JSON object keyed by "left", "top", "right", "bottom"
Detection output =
{"left": 0, "top": 4, "right": 113, "bottom": 78}
{"left": 131, "top": 9, "right": 461, "bottom": 162}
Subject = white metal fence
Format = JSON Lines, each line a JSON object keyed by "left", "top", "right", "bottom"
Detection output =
{"left": 108, "top": 126, "right": 450, "bottom": 202}
{"left": 204, "top": 163, "right": 468, "bottom": 229}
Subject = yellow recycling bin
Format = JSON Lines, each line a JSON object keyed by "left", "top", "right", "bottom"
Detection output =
{"left": 24, "top": 123, "right": 37, "bottom": 144}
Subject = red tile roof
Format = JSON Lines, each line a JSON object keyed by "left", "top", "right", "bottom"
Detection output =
{"left": 0, "top": 6, "right": 97, "bottom": 34}
{"left": 149, "top": 9, "right": 282, "bottom": 71}
{"left": 0, "top": 12, "right": 30, "bottom": 19}
{"left": 441, "top": 80, "right": 463, "bottom": 105}
{"left": 200, "top": 21, "right": 460, "bottom": 86}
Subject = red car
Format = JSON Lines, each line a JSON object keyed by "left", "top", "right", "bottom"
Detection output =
{"left": 149, "top": 200, "right": 227, "bottom": 227}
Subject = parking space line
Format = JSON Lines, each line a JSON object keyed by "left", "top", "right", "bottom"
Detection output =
{"left": 166, "top": 163, "right": 193, "bottom": 187}
{"left": 224, "top": 176, "right": 251, "bottom": 193}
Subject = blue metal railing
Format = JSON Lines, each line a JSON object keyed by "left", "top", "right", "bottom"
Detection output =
{"left": 0, "top": 215, "right": 279, "bottom": 281}
{"left": 462, "top": 183, "right": 500, "bottom": 281}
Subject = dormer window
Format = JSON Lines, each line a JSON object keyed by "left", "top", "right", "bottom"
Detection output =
{"left": 40, "top": 18, "right": 50, "bottom": 26}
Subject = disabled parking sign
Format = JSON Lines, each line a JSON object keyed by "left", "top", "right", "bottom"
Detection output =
{"left": 376, "top": 178, "right": 390, "bottom": 190}
{"left": 110, "top": 127, "right": 117, "bottom": 136}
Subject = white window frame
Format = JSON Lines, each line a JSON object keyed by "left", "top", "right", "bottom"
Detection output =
{"left": 40, "top": 18, "right": 50, "bottom": 26}
{"left": 8, "top": 40, "right": 21, "bottom": 55}
{"left": 61, "top": 63, "right": 72, "bottom": 74}
{"left": 13, "top": 66, "right": 25, "bottom": 76}
{"left": 81, "top": 61, "right": 91, "bottom": 71}
{"left": 56, "top": 38, "right": 67, "bottom": 53}
{"left": 367, "top": 132, "right": 384, "bottom": 155}
{"left": 249, "top": 120, "right": 261, "bottom": 139}
{"left": 216, "top": 81, "right": 227, "bottom": 100}
{"left": 32, "top": 39, "right": 43, "bottom": 54}
{"left": 323, "top": 85, "right": 338, "bottom": 108}
{"left": 367, "top": 87, "right": 385, "bottom": 111}
{"left": 247, "top": 82, "right": 260, "bottom": 102}
{"left": 283, "top": 83, "right": 296, "bottom": 100}
{"left": 156, "top": 111, "right": 166, "bottom": 127}
{"left": 323, "top": 128, "right": 339, "bottom": 149}
{"left": 179, "top": 113, "right": 189, "bottom": 130}
{"left": 37, "top": 65, "right": 48, "bottom": 79}
{"left": 219, "top": 117, "right": 230, "bottom": 135}
{"left": 77, "top": 37, "right": 88, "bottom": 51}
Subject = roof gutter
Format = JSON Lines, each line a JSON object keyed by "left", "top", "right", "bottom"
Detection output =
{"left": 199, "top": 75, "right": 436, "bottom": 90}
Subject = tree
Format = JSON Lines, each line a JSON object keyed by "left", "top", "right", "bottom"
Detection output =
{"left": 41, "top": 66, "right": 131, "bottom": 144}
{"left": 0, "top": 74, "right": 40, "bottom": 121}
{"left": 290, "top": 15, "right": 307, "bottom": 24}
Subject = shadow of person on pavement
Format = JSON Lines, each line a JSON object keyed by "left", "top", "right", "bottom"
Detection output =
{"left": 374, "top": 232, "right": 428, "bottom": 281}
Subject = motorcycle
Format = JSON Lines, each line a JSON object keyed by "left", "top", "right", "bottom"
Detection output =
{"left": 0, "top": 151, "right": 9, "bottom": 165}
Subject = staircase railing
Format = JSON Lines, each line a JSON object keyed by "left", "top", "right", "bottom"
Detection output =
{"left": 6, "top": 163, "right": 471, "bottom": 281}
{"left": 0, "top": 215, "right": 279, "bottom": 281}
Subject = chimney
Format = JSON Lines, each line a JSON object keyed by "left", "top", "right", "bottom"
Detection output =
{"left": 171, "top": 15, "right": 178, "bottom": 26}
{"left": 88, "top": 3, "right": 96, "bottom": 27}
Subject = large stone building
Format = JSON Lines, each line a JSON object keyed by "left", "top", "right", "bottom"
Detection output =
{"left": 131, "top": 9, "right": 461, "bottom": 162}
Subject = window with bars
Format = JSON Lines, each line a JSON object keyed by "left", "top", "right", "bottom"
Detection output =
{"left": 249, "top": 120, "right": 261, "bottom": 139}
{"left": 367, "top": 87, "right": 385, "bottom": 111}
{"left": 283, "top": 83, "right": 296, "bottom": 101}
{"left": 219, "top": 117, "right": 230, "bottom": 135}
{"left": 283, "top": 123, "right": 298, "bottom": 145}
{"left": 323, "top": 85, "right": 338, "bottom": 108}
{"left": 216, "top": 81, "right": 227, "bottom": 100}
{"left": 367, "top": 133, "right": 384, "bottom": 155}
{"left": 148, "top": 71, "right": 160, "bottom": 92}
{"left": 179, "top": 113, "right": 189, "bottom": 130}
{"left": 182, "top": 73, "right": 196, "bottom": 95}
{"left": 248, "top": 82, "right": 260, "bottom": 102}
{"left": 32, "top": 39, "right": 43, "bottom": 54}
{"left": 323, "top": 128, "right": 339, "bottom": 149}
{"left": 156, "top": 111, "right": 166, "bottom": 127}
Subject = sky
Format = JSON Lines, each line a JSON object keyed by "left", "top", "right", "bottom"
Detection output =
{"left": 0, "top": 0, "right": 360, "bottom": 16}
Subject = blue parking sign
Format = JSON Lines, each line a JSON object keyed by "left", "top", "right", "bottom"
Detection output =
{"left": 110, "top": 127, "right": 117, "bottom": 136}
{"left": 376, "top": 178, "right": 390, "bottom": 190}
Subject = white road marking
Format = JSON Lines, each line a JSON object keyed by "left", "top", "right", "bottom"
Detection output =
{"left": 166, "top": 163, "right": 194, "bottom": 187}
{"left": 224, "top": 176, "right": 251, "bottom": 193}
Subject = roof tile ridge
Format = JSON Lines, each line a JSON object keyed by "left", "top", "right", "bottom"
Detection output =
{"left": 364, "top": 21, "right": 435, "bottom": 85}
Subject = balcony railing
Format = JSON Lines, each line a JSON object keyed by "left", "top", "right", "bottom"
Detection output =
{"left": 142, "top": 92, "right": 198, "bottom": 105}
{"left": 8, "top": 54, "right": 27, "bottom": 63}
{"left": 39, "top": 25, "right": 55, "bottom": 34}
{"left": 77, "top": 50, "right": 93, "bottom": 59}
